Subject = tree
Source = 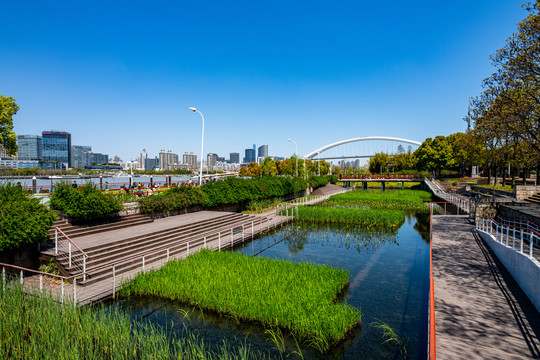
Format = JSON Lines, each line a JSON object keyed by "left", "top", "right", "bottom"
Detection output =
{"left": 368, "top": 153, "right": 390, "bottom": 173}
{"left": 261, "top": 158, "right": 278, "bottom": 176}
{"left": 414, "top": 136, "right": 456, "bottom": 178}
{"left": 0, "top": 96, "right": 19, "bottom": 156}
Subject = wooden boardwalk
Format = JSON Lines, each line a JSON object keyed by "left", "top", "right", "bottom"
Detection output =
{"left": 432, "top": 216, "right": 540, "bottom": 359}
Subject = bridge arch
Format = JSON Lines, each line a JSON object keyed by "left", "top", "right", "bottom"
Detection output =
{"left": 303, "top": 136, "right": 422, "bottom": 159}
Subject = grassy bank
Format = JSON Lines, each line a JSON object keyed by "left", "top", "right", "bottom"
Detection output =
{"left": 324, "top": 189, "right": 431, "bottom": 213}
{"left": 0, "top": 283, "right": 270, "bottom": 360}
{"left": 119, "top": 249, "right": 361, "bottom": 352}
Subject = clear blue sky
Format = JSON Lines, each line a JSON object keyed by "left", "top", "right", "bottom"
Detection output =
{"left": 0, "top": 1, "right": 527, "bottom": 161}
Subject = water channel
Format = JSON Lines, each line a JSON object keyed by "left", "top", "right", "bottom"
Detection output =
{"left": 108, "top": 211, "right": 430, "bottom": 359}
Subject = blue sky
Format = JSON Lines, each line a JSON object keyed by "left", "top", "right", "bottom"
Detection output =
{"left": 0, "top": 1, "right": 527, "bottom": 161}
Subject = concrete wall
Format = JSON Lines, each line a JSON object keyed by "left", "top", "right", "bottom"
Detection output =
{"left": 515, "top": 185, "right": 540, "bottom": 201}
{"left": 477, "top": 230, "right": 540, "bottom": 312}
{"left": 471, "top": 185, "right": 514, "bottom": 198}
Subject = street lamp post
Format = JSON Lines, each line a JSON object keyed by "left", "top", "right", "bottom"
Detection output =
{"left": 189, "top": 107, "right": 205, "bottom": 186}
{"left": 288, "top": 138, "right": 298, "bottom": 178}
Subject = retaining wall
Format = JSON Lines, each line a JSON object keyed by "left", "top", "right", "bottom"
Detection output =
{"left": 477, "top": 230, "right": 540, "bottom": 312}
{"left": 515, "top": 185, "right": 540, "bottom": 201}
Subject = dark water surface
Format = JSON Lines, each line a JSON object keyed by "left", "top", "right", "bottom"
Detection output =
{"left": 109, "top": 214, "right": 430, "bottom": 359}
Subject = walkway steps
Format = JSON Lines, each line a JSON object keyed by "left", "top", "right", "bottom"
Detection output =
{"left": 43, "top": 213, "right": 280, "bottom": 287}
{"left": 48, "top": 214, "right": 154, "bottom": 239}
{"left": 526, "top": 193, "right": 540, "bottom": 205}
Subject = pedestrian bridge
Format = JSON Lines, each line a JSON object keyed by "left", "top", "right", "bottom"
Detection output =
{"left": 303, "top": 136, "right": 422, "bottom": 160}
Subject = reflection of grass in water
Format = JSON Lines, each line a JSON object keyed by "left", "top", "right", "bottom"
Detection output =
{"left": 288, "top": 222, "right": 400, "bottom": 255}
{"left": 371, "top": 319, "right": 409, "bottom": 359}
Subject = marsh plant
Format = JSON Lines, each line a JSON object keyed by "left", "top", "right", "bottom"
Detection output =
{"left": 290, "top": 206, "right": 405, "bottom": 228}
{"left": 371, "top": 320, "right": 409, "bottom": 359}
{"left": 119, "top": 249, "right": 361, "bottom": 352}
{"left": 0, "top": 283, "right": 271, "bottom": 360}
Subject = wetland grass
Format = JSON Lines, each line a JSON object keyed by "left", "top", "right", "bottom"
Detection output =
{"left": 0, "top": 283, "right": 270, "bottom": 360}
{"left": 325, "top": 189, "right": 431, "bottom": 213}
{"left": 119, "top": 249, "right": 361, "bottom": 352}
{"left": 292, "top": 206, "right": 405, "bottom": 228}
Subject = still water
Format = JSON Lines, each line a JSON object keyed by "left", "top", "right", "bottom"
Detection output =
{"left": 110, "top": 214, "right": 430, "bottom": 359}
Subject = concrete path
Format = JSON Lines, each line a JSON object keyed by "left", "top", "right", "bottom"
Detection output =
{"left": 432, "top": 216, "right": 540, "bottom": 359}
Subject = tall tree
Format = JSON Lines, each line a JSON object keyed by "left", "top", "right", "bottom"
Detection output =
{"left": 0, "top": 96, "right": 19, "bottom": 156}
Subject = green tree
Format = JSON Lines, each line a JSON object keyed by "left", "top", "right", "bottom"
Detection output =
{"left": 0, "top": 96, "right": 19, "bottom": 156}
{"left": 368, "top": 153, "right": 390, "bottom": 173}
{"left": 414, "top": 136, "right": 457, "bottom": 178}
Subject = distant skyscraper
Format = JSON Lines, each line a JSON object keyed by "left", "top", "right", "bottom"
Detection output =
{"left": 17, "top": 135, "right": 42, "bottom": 161}
{"left": 229, "top": 152, "right": 240, "bottom": 163}
{"left": 42, "top": 130, "right": 71, "bottom": 168}
{"left": 207, "top": 153, "right": 218, "bottom": 167}
{"left": 71, "top": 145, "right": 92, "bottom": 169}
{"left": 258, "top": 144, "right": 268, "bottom": 159}
{"left": 83, "top": 151, "right": 108, "bottom": 167}
{"left": 182, "top": 152, "right": 197, "bottom": 168}
{"left": 243, "top": 148, "right": 255, "bottom": 163}
{"left": 141, "top": 149, "right": 148, "bottom": 169}
{"left": 145, "top": 157, "right": 159, "bottom": 171}
{"left": 159, "top": 150, "right": 179, "bottom": 170}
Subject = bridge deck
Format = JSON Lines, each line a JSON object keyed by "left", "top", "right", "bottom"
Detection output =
{"left": 432, "top": 216, "right": 540, "bottom": 359}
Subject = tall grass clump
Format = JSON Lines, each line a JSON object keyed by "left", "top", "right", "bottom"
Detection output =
{"left": 0, "top": 283, "right": 271, "bottom": 360}
{"left": 325, "top": 189, "right": 431, "bottom": 213}
{"left": 292, "top": 206, "right": 405, "bottom": 228}
{"left": 119, "top": 249, "right": 361, "bottom": 352}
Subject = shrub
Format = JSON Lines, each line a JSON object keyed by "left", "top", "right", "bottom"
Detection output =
{"left": 50, "top": 182, "right": 122, "bottom": 220}
{"left": 0, "top": 183, "right": 56, "bottom": 251}
{"left": 138, "top": 185, "right": 204, "bottom": 214}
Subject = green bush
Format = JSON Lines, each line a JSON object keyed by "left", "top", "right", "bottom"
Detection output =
{"left": 138, "top": 185, "right": 204, "bottom": 214}
{"left": 50, "top": 182, "right": 122, "bottom": 220}
{"left": 0, "top": 183, "right": 56, "bottom": 251}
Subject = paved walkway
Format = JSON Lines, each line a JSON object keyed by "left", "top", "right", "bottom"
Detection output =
{"left": 432, "top": 216, "right": 540, "bottom": 359}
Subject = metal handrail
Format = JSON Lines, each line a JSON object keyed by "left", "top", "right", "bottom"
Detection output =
{"left": 476, "top": 217, "right": 539, "bottom": 259}
{"left": 53, "top": 227, "right": 88, "bottom": 281}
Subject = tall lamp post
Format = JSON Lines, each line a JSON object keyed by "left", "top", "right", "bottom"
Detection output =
{"left": 287, "top": 138, "right": 298, "bottom": 178}
{"left": 189, "top": 107, "right": 205, "bottom": 186}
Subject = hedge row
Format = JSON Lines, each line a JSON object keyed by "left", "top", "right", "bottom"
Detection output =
{"left": 0, "top": 183, "right": 56, "bottom": 252}
{"left": 50, "top": 182, "right": 123, "bottom": 220}
{"left": 138, "top": 176, "right": 332, "bottom": 214}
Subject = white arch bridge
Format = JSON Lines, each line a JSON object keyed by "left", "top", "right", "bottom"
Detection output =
{"left": 302, "top": 136, "right": 422, "bottom": 160}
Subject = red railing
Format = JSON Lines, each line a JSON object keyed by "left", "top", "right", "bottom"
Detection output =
{"left": 429, "top": 202, "right": 436, "bottom": 359}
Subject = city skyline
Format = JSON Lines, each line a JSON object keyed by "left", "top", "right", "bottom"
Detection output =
{"left": 1, "top": 1, "right": 527, "bottom": 160}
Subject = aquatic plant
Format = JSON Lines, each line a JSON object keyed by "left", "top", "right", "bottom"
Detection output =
{"left": 119, "top": 249, "right": 361, "bottom": 352}
{"left": 0, "top": 283, "right": 271, "bottom": 360}
{"left": 324, "top": 189, "right": 431, "bottom": 213}
{"left": 291, "top": 206, "right": 405, "bottom": 228}
{"left": 371, "top": 319, "right": 409, "bottom": 359}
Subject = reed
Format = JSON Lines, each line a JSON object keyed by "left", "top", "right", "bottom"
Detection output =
{"left": 325, "top": 189, "right": 431, "bottom": 213}
{"left": 119, "top": 249, "right": 361, "bottom": 352}
{"left": 291, "top": 206, "right": 405, "bottom": 228}
{"left": 0, "top": 282, "right": 270, "bottom": 359}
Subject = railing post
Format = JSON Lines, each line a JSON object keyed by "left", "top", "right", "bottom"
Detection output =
{"left": 204, "top": 236, "right": 207, "bottom": 248}
{"left": 512, "top": 228, "right": 516, "bottom": 249}
{"left": 20, "top": 269, "right": 23, "bottom": 285}
{"left": 251, "top": 222, "right": 254, "bottom": 239}
{"left": 187, "top": 241, "right": 190, "bottom": 256}
{"left": 61, "top": 281, "right": 64, "bottom": 304}
{"left": 218, "top": 232, "right": 221, "bottom": 251}
{"left": 520, "top": 228, "right": 523, "bottom": 254}
{"left": 40, "top": 274, "right": 43, "bottom": 293}
{"left": 231, "top": 228, "right": 233, "bottom": 247}
{"left": 83, "top": 256, "right": 86, "bottom": 282}
{"left": 242, "top": 225, "right": 245, "bottom": 242}
{"left": 55, "top": 229, "right": 58, "bottom": 255}
{"left": 112, "top": 265, "right": 116, "bottom": 299}
{"left": 73, "top": 278, "right": 77, "bottom": 305}
{"left": 68, "top": 242, "right": 72, "bottom": 268}
{"left": 142, "top": 256, "right": 145, "bottom": 271}
{"left": 530, "top": 233, "right": 534, "bottom": 258}
{"left": 2, "top": 267, "right": 5, "bottom": 292}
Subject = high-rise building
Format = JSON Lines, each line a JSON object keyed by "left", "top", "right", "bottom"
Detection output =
{"left": 258, "top": 144, "right": 268, "bottom": 159}
{"left": 83, "top": 151, "right": 108, "bottom": 167}
{"left": 229, "top": 152, "right": 240, "bottom": 163}
{"left": 159, "top": 150, "right": 179, "bottom": 170}
{"left": 111, "top": 155, "right": 122, "bottom": 164}
{"left": 140, "top": 149, "right": 148, "bottom": 169}
{"left": 207, "top": 153, "right": 218, "bottom": 167}
{"left": 182, "top": 152, "right": 197, "bottom": 168}
{"left": 145, "top": 157, "right": 159, "bottom": 171}
{"left": 17, "top": 135, "right": 42, "bottom": 160}
{"left": 71, "top": 145, "right": 92, "bottom": 169}
{"left": 42, "top": 130, "right": 71, "bottom": 168}
{"left": 243, "top": 148, "right": 256, "bottom": 163}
